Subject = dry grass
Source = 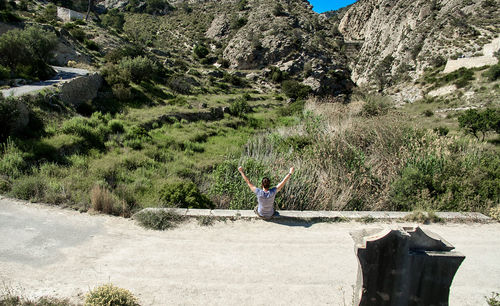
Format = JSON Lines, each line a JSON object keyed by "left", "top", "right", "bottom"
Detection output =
{"left": 90, "top": 185, "right": 116, "bottom": 215}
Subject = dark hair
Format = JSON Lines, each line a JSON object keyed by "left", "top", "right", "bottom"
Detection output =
{"left": 261, "top": 177, "right": 271, "bottom": 189}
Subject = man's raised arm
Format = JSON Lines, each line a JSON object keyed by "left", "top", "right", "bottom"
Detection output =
{"left": 277, "top": 167, "right": 294, "bottom": 192}
{"left": 238, "top": 166, "right": 256, "bottom": 193}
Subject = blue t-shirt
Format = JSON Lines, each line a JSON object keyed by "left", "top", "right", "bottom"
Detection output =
{"left": 255, "top": 187, "right": 277, "bottom": 218}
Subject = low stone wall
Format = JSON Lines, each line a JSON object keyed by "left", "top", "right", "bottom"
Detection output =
{"left": 443, "top": 56, "right": 498, "bottom": 74}
{"left": 58, "top": 73, "right": 103, "bottom": 106}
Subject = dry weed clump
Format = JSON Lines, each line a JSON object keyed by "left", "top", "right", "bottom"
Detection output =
{"left": 90, "top": 185, "right": 117, "bottom": 215}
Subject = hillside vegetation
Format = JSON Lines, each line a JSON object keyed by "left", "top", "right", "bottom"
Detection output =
{"left": 0, "top": 0, "right": 499, "bottom": 216}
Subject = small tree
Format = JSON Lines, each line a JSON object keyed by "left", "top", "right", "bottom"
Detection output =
{"left": 458, "top": 108, "right": 500, "bottom": 141}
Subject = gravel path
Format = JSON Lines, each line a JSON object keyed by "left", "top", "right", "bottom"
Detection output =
{"left": 0, "top": 198, "right": 499, "bottom": 305}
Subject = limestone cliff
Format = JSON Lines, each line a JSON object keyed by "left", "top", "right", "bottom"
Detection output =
{"left": 337, "top": 0, "right": 499, "bottom": 89}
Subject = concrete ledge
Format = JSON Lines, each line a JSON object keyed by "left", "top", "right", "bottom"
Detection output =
{"left": 136, "top": 208, "right": 492, "bottom": 223}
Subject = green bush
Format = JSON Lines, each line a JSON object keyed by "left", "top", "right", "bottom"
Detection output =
{"left": 134, "top": 209, "right": 185, "bottom": 230}
{"left": 0, "top": 26, "right": 57, "bottom": 80}
{"left": 102, "top": 56, "right": 157, "bottom": 85}
{"left": 277, "top": 100, "right": 305, "bottom": 116}
{"left": 390, "top": 148, "right": 500, "bottom": 212}
{"left": 61, "top": 114, "right": 110, "bottom": 150}
{"left": 145, "top": 0, "right": 172, "bottom": 14}
{"left": 360, "top": 95, "right": 392, "bottom": 117}
{"left": 37, "top": 3, "right": 57, "bottom": 23}
{"left": 0, "top": 64, "right": 10, "bottom": 80}
{"left": 101, "top": 8, "right": 125, "bottom": 31}
{"left": 85, "top": 284, "right": 139, "bottom": 306}
{"left": 229, "top": 97, "right": 251, "bottom": 117}
{"left": 486, "top": 292, "right": 500, "bottom": 306}
{"left": 231, "top": 16, "right": 247, "bottom": 29}
{"left": 483, "top": 64, "right": 500, "bottom": 81}
{"left": 0, "top": 99, "right": 21, "bottom": 142}
{"left": 70, "top": 28, "right": 86, "bottom": 42}
{"left": 105, "top": 46, "right": 143, "bottom": 63}
{"left": 84, "top": 39, "right": 99, "bottom": 51}
{"left": 118, "top": 56, "right": 157, "bottom": 83}
{"left": 281, "top": 80, "right": 311, "bottom": 100}
{"left": 111, "top": 83, "right": 133, "bottom": 101}
{"left": 108, "top": 120, "right": 125, "bottom": 133}
{"left": 0, "top": 140, "right": 26, "bottom": 178}
{"left": 193, "top": 44, "right": 209, "bottom": 59}
{"left": 9, "top": 175, "right": 48, "bottom": 202}
{"left": 168, "top": 75, "right": 192, "bottom": 94}
{"left": 160, "top": 181, "right": 213, "bottom": 209}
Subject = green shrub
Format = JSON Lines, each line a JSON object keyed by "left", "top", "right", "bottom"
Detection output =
{"left": 433, "top": 126, "right": 449, "bottom": 136}
{"left": 486, "top": 292, "right": 500, "bottom": 306}
{"left": 105, "top": 46, "right": 143, "bottom": 63}
{"left": 390, "top": 148, "right": 500, "bottom": 212}
{"left": 0, "top": 139, "right": 26, "bottom": 178}
{"left": 101, "top": 8, "right": 125, "bottom": 31}
{"left": 85, "top": 284, "right": 139, "bottom": 306}
{"left": 0, "top": 64, "right": 10, "bottom": 80}
{"left": 84, "top": 39, "right": 99, "bottom": 51}
{"left": 193, "top": 44, "right": 209, "bottom": 59}
{"left": 134, "top": 209, "right": 185, "bottom": 230}
{"left": 281, "top": 80, "right": 311, "bottom": 100}
{"left": 0, "top": 294, "right": 72, "bottom": 306}
{"left": 0, "top": 26, "right": 57, "bottom": 80}
{"left": 108, "top": 119, "right": 125, "bottom": 133}
{"left": 111, "top": 83, "right": 133, "bottom": 101}
{"left": 229, "top": 97, "right": 251, "bottom": 117}
{"left": 145, "top": 0, "right": 172, "bottom": 14}
{"left": 37, "top": 3, "right": 57, "bottom": 23}
{"left": 277, "top": 100, "right": 305, "bottom": 116}
{"left": 9, "top": 175, "right": 47, "bottom": 202}
{"left": 69, "top": 28, "right": 86, "bottom": 42}
{"left": 61, "top": 115, "right": 109, "bottom": 150}
{"left": 361, "top": 95, "right": 393, "bottom": 117}
{"left": 0, "top": 99, "right": 21, "bottom": 142}
{"left": 160, "top": 181, "right": 213, "bottom": 209}
{"left": 231, "top": 16, "right": 247, "bottom": 29}
{"left": 483, "top": 64, "right": 500, "bottom": 81}
{"left": 118, "top": 56, "right": 157, "bottom": 83}
{"left": 168, "top": 75, "right": 192, "bottom": 94}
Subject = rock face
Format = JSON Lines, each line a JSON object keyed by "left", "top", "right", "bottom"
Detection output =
{"left": 351, "top": 226, "right": 465, "bottom": 306}
{"left": 337, "top": 0, "right": 500, "bottom": 88}
{"left": 216, "top": 0, "right": 353, "bottom": 96}
{"left": 59, "top": 73, "right": 103, "bottom": 105}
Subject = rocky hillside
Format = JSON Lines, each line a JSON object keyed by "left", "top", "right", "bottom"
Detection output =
{"left": 336, "top": 0, "right": 499, "bottom": 89}
{"left": 118, "top": 0, "right": 354, "bottom": 96}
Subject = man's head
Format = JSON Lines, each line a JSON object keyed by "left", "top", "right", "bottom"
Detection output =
{"left": 261, "top": 177, "right": 271, "bottom": 189}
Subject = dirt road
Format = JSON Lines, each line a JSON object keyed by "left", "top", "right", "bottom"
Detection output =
{"left": 0, "top": 198, "right": 499, "bottom": 305}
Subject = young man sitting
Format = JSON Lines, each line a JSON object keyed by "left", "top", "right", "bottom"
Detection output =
{"left": 237, "top": 166, "right": 294, "bottom": 218}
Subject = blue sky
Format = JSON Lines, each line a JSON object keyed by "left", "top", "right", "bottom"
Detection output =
{"left": 309, "top": 0, "right": 357, "bottom": 13}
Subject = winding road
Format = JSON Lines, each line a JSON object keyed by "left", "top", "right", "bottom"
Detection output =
{"left": 0, "top": 198, "right": 499, "bottom": 305}
{"left": 1, "top": 66, "right": 89, "bottom": 98}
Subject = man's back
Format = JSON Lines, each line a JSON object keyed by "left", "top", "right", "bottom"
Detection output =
{"left": 255, "top": 187, "right": 277, "bottom": 218}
